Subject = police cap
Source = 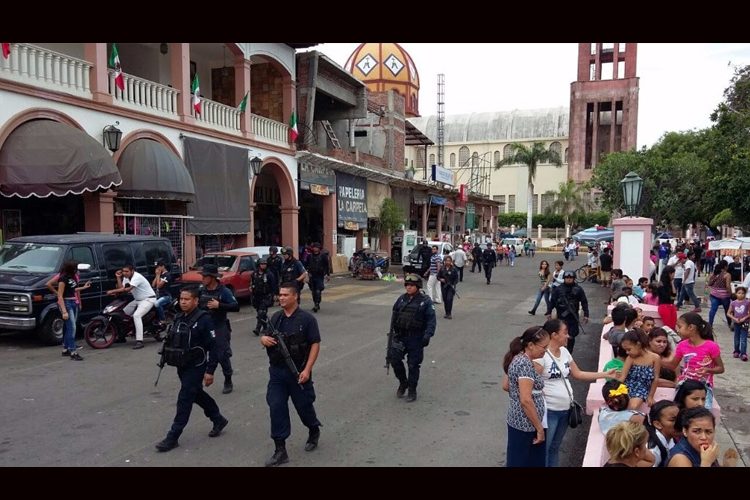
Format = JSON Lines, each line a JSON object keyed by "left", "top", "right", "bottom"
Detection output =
{"left": 258, "top": 257, "right": 268, "bottom": 265}
{"left": 283, "top": 246, "right": 294, "bottom": 256}
{"left": 269, "top": 246, "right": 278, "bottom": 253}
{"left": 563, "top": 270, "right": 576, "bottom": 279}
{"left": 404, "top": 274, "right": 423, "bottom": 288}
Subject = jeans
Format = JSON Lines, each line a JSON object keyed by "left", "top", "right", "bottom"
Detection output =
{"left": 708, "top": 295, "right": 732, "bottom": 328}
{"left": 62, "top": 299, "right": 78, "bottom": 352}
{"left": 530, "top": 288, "right": 550, "bottom": 314}
{"left": 673, "top": 278, "right": 683, "bottom": 304}
{"left": 154, "top": 295, "right": 171, "bottom": 321}
{"left": 545, "top": 409, "right": 569, "bottom": 467}
{"left": 734, "top": 324, "right": 748, "bottom": 355}
{"left": 677, "top": 282, "right": 700, "bottom": 308}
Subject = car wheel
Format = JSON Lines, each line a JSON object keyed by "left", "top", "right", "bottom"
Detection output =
{"left": 38, "top": 310, "right": 64, "bottom": 345}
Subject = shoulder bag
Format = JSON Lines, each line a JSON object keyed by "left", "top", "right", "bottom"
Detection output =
{"left": 547, "top": 350, "right": 583, "bottom": 428}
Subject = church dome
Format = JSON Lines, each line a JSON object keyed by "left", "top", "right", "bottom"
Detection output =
{"left": 344, "top": 43, "right": 421, "bottom": 117}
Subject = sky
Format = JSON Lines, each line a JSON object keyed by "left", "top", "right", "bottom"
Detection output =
{"left": 308, "top": 43, "right": 750, "bottom": 149}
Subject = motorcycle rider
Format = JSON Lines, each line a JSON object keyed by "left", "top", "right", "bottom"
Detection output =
{"left": 107, "top": 264, "right": 157, "bottom": 349}
{"left": 198, "top": 264, "right": 240, "bottom": 394}
{"left": 252, "top": 258, "right": 278, "bottom": 335}
{"left": 545, "top": 270, "right": 590, "bottom": 353}
{"left": 280, "top": 247, "right": 308, "bottom": 305}
{"left": 305, "top": 243, "right": 330, "bottom": 313}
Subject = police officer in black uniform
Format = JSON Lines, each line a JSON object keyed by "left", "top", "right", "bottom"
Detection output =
{"left": 305, "top": 242, "right": 330, "bottom": 312}
{"left": 388, "top": 274, "right": 437, "bottom": 402}
{"left": 545, "top": 270, "right": 590, "bottom": 353}
{"left": 417, "top": 240, "right": 433, "bottom": 277}
{"left": 155, "top": 286, "right": 229, "bottom": 452}
{"left": 471, "top": 242, "right": 483, "bottom": 273}
{"left": 482, "top": 242, "right": 497, "bottom": 285}
{"left": 268, "top": 246, "right": 283, "bottom": 286}
{"left": 198, "top": 264, "right": 240, "bottom": 394}
{"left": 260, "top": 282, "right": 322, "bottom": 467}
{"left": 280, "top": 246, "right": 308, "bottom": 305}
{"left": 252, "top": 258, "right": 278, "bottom": 336}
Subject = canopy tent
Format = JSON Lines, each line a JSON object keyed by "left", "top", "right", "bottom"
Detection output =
{"left": 708, "top": 238, "right": 750, "bottom": 281}
{"left": 572, "top": 226, "right": 615, "bottom": 243}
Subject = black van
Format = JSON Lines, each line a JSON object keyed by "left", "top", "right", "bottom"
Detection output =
{"left": 0, "top": 234, "right": 182, "bottom": 345}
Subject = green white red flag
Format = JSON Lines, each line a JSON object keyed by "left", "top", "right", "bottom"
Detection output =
{"left": 289, "top": 110, "right": 298, "bottom": 142}
{"left": 238, "top": 92, "right": 248, "bottom": 112}
{"left": 109, "top": 43, "right": 124, "bottom": 91}
{"left": 2, "top": 43, "right": 10, "bottom": 59}
{"left": 192, "top": 74, "right": 201, "bottom": 115}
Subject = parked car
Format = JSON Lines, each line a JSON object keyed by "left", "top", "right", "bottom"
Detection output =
{"left": 182, "top": 249, "right": 258, "bottom": 299}
{"left": 0, "top": 234, "right": 181, "bottom": 345}
{"left": 403, "top": 241, "right": 453, "bottom": 274}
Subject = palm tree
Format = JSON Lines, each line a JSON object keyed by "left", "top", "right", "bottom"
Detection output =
{"left": 495, "top": 142, "right": 562, "bottom": 235}
{"left": 544, "top": 179, "right": 593, "bottom": 228}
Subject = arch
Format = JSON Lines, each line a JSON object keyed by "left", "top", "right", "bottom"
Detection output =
{"left": 250, "top": 156, "right": 298, "bottom": 251}
{"left": 564, "top": 147, "right": 569, "bottom": 164}
{"left": 503, "top": 144, "right": 513, "bottom": 160}
{"left": 113, "top": 129, "right": 181, "bottom": 164}
{"left": 549, "top": 141, "right": 562, "bottom": 164}
{"left": 458, "top": 146, "right": 470, "bottom": 167}
{"left": 494, "top": 150, "right": 501, "bottom": 167}
{"left": 471, "top": 152, "right": 479, "bottom": 167}
{"left": 0, "top": 108, "right": 84, "bottom": 151}
{"left": 450, "top": 153, "right": 456, "bottom": 168}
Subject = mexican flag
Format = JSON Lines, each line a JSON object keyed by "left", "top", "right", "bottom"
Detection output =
{"left": 191, "top": 74, "right": 201, "bottom": 115}
{"left": 289, "top": 110, "right": 298, "bottom": 142}
{"left": 109, "top": 43, "right": 124, "bottom": 91}
{"left": 2, "top": 43, "right": 10, "bottom": 59}
{"left": 238, "top": 92, "right": 248, "bottom": 113}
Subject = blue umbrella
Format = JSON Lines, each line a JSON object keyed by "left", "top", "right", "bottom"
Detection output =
{"left": 572, "top": 226, "right": 614, "bottom": 243}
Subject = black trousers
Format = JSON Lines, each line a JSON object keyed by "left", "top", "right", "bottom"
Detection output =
{"left": 267, "top": 364, "right": 321, "bottom": 442}
{"left": 390, "top": 335, "right": 424, "bottom": 389}
{"left": 456, "top": 265, "right": 464, "bottom": 282}
{"left": 253, "top": 295, "right": 272, "bottom": 332}
{"left": 441, "top": 284, "right": 455, "bottom": 315}
{"left": 471, "top": 259, "right": 482, "bottom": 272}
{"left": 214, "top": 328, "right": 233, "bottom": 378}
{"left": 167, "top": 365, "right": 221, "bottom": 440}
{"left": 484, "top": 263, "right": 493, "bottom": 283}
{"left": 309, "top": 276, "right": 326, "bottom": 305}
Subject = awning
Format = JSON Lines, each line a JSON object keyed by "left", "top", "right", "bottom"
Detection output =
{"left": 116, "top": 139, "right": 195, "bottom": 202}
{"left": 0, "top": 119, "right": 122, "bottom": 198}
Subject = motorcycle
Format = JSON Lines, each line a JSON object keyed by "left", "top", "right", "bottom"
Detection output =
{"left": 84, "top": 295, "right": 178, "bottom": 349}
{"left": 349, "top": 249, "right": 390, "bottom": 278}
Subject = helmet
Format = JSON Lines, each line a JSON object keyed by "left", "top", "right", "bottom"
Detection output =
{"left": 404, "top": 274, "right": 423, "bottom": 288}
{"left": 258, "top": 257, "right": 268, "bottom": 265}
{"left": 283, "top": 246, "right": 294, "bottom": 256}
{"left": 563, "top": 270, "right": 576, "bottom": 279}
{"left": 269, "top": 246, "right": 278, "bottom": 253}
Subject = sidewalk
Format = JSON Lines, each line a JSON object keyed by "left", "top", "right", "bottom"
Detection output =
{"left": 692, "top": 275, "right": 749, "bottom": 466}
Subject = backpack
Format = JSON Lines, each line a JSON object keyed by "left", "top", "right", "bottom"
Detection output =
{"left": 163, "top": 310, "right": 208, "bottom": 367}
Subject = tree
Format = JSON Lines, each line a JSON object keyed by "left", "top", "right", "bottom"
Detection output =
{"left": 377, "top": 198, "right": 405, "bottom": 239}
{"left": 711, "top": 208, "right": 735, "bottom": 229}
{"left": 544, "top": 179, "right": 593, "bottom": 228}
{"left": 495, "top": 142, "right": 562, "bottom": 236}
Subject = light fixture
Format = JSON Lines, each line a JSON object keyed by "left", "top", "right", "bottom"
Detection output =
{"left": 249, "top": 156, "right": 263, "bottom": 176}
{"left": 103, "top": 121, "right": 122, "bottom": 152}
{"left": 160, "top": 43, "right": 169, "bottom": 55}
{"left": 620, "top": 171, "right": 643, "bottom": 216}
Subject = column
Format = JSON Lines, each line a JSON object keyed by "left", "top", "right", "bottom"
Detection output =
{"left": 83, "top": 191, "right": 116, "bottom": 232}
{"left": 170, "top": 43, "right": 195, "bottom": 125}
{"left": 280, "top": 205, "right": 299, "bottom": 257}
{"left": 322, "top": 193, "right": 337, "bottom": 252}
{"left": 235, "top": 55, "right": 252, "bottom": 137}
{"left": 421, "top": 203, "right": 428, "bottom": 239}
{"left": 183, "top": 235, "right": 196, "bottom": 272}
{"left": 437, "top": 205, "right": 444, "bottom": 241}
{"left": 613, "top": 216, "right": 654, "bottom": 287}
{"left": 84, "top": 43, "right": 112, "bottom": 104}
{"left": 282, "top": 76, "right": 296, "bottom": 147}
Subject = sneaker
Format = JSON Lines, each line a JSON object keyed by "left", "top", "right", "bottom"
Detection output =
{"left": 208, "top": 416, "right": 229, "bottom": 437}
{"left": 132, "top": 341, "right": 145, "bottom": 350}
{"left": 62, "top": 350, "right": 71, "bottom": 357}
{"left": 69, "top": 352, "right": 84, "bottom": 361}
{"left": 742, "top": 354, "right": 748, "bottom": 362}
{"left": 734, "top": 351, "right": 740, "bottom": 358}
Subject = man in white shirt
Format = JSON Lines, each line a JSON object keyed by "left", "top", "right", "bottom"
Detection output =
{"left": 107, "top": 264, "right": 157, "bottom": 349}
{"left": 450, "top": 246, "right": 467, "bottom": 282}
{"left": 677, "top": 253, "right": 701, "bottom": 312}
{"left": 668, "top": 252, "right": 686, "bottom": 303}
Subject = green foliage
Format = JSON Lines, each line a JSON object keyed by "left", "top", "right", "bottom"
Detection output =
{"left": 711, "top": 208, "right": 735, "bottom": 228}
{"left": 377, "top": 198, "right": 405, "bottom": 237}
{"left": 497, "top": 212, "right": 527, "bottom": 228}
{"left": 544, "top": 179, "right": 593, "bottom": 227}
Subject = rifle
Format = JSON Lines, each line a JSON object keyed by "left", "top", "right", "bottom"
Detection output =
{"left": 448, "top": 283, "right": 460, "bottom": 299}
{"left": 154, "top": 339, "right": 166, "bottom": 387}
{"left": 386, "top": 299, "right": 411, "bottom": 373}
{"left": 267, "top": 316, "right": 304, "bottom": 390}
{"left": 557, "top": 288, "right": 587, "bottom": 335}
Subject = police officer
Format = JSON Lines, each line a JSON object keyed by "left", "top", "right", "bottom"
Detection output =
{"left": 198, "top": 264, "right": 240, "bottom": 394}
{"left": 482, "top": 242, "right": 497, "bottom": 285}
{"left": 251, "top": 258, "right": 278, "bottom": 336}
{"left": 155, "top": 286, "right": 229, "bottom": 452}
{"left": 545, "top": 270, "right": 590, "bottom": 353}
{"left": 260, "top": 282, "right": 322, "bottom": 467}
{"left": 268, "top": 246, "right": 283, "bottom": 285}
{"left": 388, "top": 274, "right": 437, "bottom": 402}
{"left": 471, "top": 242, "right": 483, "bottom": 273}
{"left": 437, "top": 255, "right": 459, "bottom": 319}
{"left": 305, "top": 242, "right": 330, "bottom": 313}
{"left": 280, "top": 246, "right": 308, "bottom": 305}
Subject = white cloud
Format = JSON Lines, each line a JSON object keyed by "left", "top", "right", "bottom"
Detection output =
{"left": 309, "top": 43, "right": 750, "bottom": 148}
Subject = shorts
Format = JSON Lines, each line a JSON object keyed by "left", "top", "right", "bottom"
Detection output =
{"left": 600, "top": 271, "right": 611, "bottom": 282}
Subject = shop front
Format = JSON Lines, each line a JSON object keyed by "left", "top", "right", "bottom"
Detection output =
{"left": 336, "top": 171, "right": 368, "bottom": 257}
{"left": 366, "top": 180, "right": 390, "bottom": 251}
{"left": 298, "top": 160, "right": 336, "bottom": 250}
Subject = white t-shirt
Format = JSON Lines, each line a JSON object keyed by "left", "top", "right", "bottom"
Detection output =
{"left": 451, "top": 249, "right": 466, "bottom": 267}
{"left": 667, "top": 255, "right": 684, "bottom": 279}
{"left": 123, "top": 272, "right": 156, "bottom": 300}
{"left": 534, "top": 348, "right": 574, "bottom": 411}
{"left": 683, "top": 259, "right": 697, "bottom": 284}
{"left": 648, "top": 429, "right": 675, "bottom": 467}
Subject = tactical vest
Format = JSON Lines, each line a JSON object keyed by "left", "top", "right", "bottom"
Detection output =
{"left": 307, "top": 253, "right": 326, "bottom": 276}
{"left": 281, "top": 259, "right": 301, "bottom": 283}
{"left": 252, "top": 270, "right": 271, "bottom": 296}
{"left": 268, "top": 316, "right": 310, "bottom": 369}
{"left": 163, "top": 309, "right": 209, "bottom": 367}
{"left": 199, "top": 285, "right": 230, "bottom": 330}
{"left": 393, "top": 294, "right": 425, "bottom": 336}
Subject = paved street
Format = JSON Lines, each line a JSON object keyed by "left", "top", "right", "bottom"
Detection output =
{"left": 0, "top": 254, "right": 745, "bottom": 467}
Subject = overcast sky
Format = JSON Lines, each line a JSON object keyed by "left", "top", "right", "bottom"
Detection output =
{"left": 309, "top": 43, "right": 750, "bottom": 149}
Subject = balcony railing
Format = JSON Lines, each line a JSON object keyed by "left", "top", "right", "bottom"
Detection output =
{"left": 251, "top": 113, "right": 289, "bottom": 147}
{"left": 192, "top": 97, "right": 240, "bottom": 131}
{"left": 0, "top": 43, "right": 92, "bottom": 97}
{"left": 109, "top": 70, "right": 178, "bottom": 117}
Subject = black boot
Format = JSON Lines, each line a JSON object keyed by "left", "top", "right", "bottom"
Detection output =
{"left": 208, "top": 415, "right": 229, "bottom": 437}
{"left": 265, "top": 440, "right": 289, "bottom": 467}
{"left": 222, "top": 375, "right": 233, "bottom": 394}
{"left": 405, "top": 386, "right": 417, "bottom": 402}
{"left": 313, "top": 303, "right": 320, "bottom": 312}
{"left": 396, "top": 379, "right": 408, "bottom": 398}
{"left": 155, "top": 436, "right": 179, "bottom": 452}
{"left": 305, "top": 426, "right": 320, "bottom": 451}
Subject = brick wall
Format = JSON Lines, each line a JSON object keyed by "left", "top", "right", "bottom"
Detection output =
{"left": 251, "top": 63, "right": 283, "bottom": 123}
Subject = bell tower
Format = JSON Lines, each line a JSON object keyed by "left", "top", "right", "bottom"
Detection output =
{"left": 568, "top": 43, "right": 639, "bottom": 182}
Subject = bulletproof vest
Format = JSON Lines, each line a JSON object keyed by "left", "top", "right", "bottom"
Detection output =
{"left": 281, "top": 258, "right": 302, "bottom": 283}
{"left": 199, "top": 285, "right": 229, "bottom": 327}
{"left": 252, "top": 270, "right": 271, "bottom": 296}
{"left": 392, "top": 294, "right": 425, "bottom": 336}
{"left": 307, "top": 253, "right": 326, "bottom": 276}
{"left": 268, "top": 316, "right": 310, "bottom": 369}
{"left": 419, "top": 246, "right": 432, "bottom": 267}
{"left": 163, "top": 309, "right": 209, "bottom": 367}
{"left": 558, "top": 284, "right": 581, "bottom": 314}
{"left": 268, "top": 255, "right": 283, "bottom": 275}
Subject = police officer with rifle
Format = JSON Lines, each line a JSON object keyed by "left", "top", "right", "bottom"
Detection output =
{"left": 259, "top": 282, "right": 322, "bottom": 467}
{"left": 154, "top": 286, "right": 229, "bottom": 452}
{"left": 280, "top": 247, "right": 308, "bottom": 305}
{"left": 305, "top": 242, "right": 330, "bottom": 313}
{"left": 251, "top": 258, "right": 278, "bottom": 336}
{"left": 545, "top": 270, "right": 589, "bottom": 353}
{"left": 386, "top": 274, "right": 437, "bottom": 403}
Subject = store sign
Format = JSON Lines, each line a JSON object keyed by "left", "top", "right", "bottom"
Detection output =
{"left": 310, "top": 183, "right": 330, "bottom": 196}
{"left": 431, "top": 164, "right": 454, "bottom": 186}
{"left": 344, "top": 221, "right": 359, "bottom": 231}
{"left": 300, "top": 162, "right": 335, "bottom": 188}
{"left": 336, "top": 172, "right": 368, "bottom": 229}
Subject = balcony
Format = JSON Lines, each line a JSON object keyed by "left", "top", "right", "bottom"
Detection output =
{"left": 0, "top": 43, "right": 92, "bottom": 98}
{"left": 109, "top": 70, "right": 178, "bottom": 118}
{"left": 251, "top": 113, "right": 289, "bottom": 147}
{"left": 191, "top": 96, "right": 240, "bottom": 132}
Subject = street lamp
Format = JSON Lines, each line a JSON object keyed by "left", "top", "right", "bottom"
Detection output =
{"left": 620, "top": 171, "right": 643, "bottom": 216}
{"left": 248, "top": 155, "right": 263, "bottom": 177}
{"left": 103, "top": 121, "right": 122, "bottom": 152}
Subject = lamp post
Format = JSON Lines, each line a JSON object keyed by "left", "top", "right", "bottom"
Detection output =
{"left": 248, "top": 156, "right": 263, "bottom": 177}
{"left": 620, "top": 171, "right": 643, "bottom": 216}
{"left": 103, "top": 121, "right": 122, "bottom": 152}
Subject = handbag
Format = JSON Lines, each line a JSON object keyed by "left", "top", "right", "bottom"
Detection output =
{"left": 547, "top": 350, "right": 584, "bottom": 428}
